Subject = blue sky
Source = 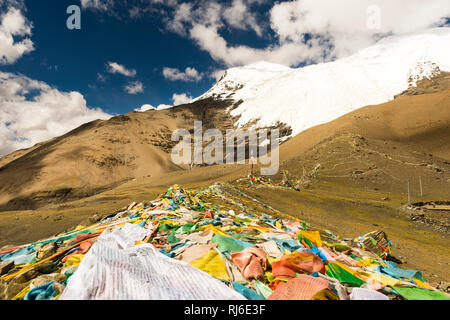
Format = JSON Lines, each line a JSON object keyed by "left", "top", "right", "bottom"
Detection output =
{"left": 1, "top": 0, "right": 292, "bottom": 115}
{"left": 2, "top": 0, "right": 223, "bottom": 114}
{"left": 1, "top": 0, "right": 449, "bottom": 156}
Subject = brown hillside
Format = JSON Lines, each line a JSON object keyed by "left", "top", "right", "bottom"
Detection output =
{"left": 0, "top": 98, "right": 238, "bottom": 211}
{"left": 277, "top": 89, "right": 450, "bottom": 200}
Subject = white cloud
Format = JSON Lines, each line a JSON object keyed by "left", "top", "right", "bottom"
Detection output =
{"left": 156, "top": 103, "right": 173, "bottom": 110}
{"left": 134, "top": 91, "right": 193, "bottom": 112}
{"left": 135, "top": 104, "right": 156, "bottom": 112}
{"left": 164, "top": 2, "right": 193, "bottom": 36}
{"left": 223, "top": 0, "right": 262, "bottom": 36}
{"left": 135, "top": 103, "right": 173, "bottom": 112}
{"left": 172, "top": 93, "right": 192, "bottom": 106}
{"left": 0, "top": 71, "right": 111, "bottom": 157}
{"left": 210, "top": 69, "right": 226, "bottom": 82}
{"left": 160, "top": 1, "right": 264, "bottom": 38}
{"left": 97, "top": 72, "right": 106, "bottom": 82}
{"left": 269, "top": 0, "right": 450, "bottom": 59}
{"left": 154, "top": 1, "right": 330, "bottom": 67}
{"left": 106, "top": 61, "right": 136, "bottom": 77}
{"left": 124, "top": 80, "right": 144, "bottom": 94}
{"left": 78, "top": 0, "right": 450, "bottom": 67}
{"left": 80, "top": 0, "right": 113, "bottom": 11}
{"left": 163, "top": 66, "right": 203, "bottom": 82}
{"left": 189, "top": 24, "right": 328, "bottom": 67}
{"left": 157, "top": 0, "right": 450, "bottom": 67}
{"left": 0, "top": 7, "right": 34, "bottom": 65}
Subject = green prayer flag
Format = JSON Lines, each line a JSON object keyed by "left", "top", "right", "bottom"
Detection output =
{"left": 326, "top": 262, "right": 365, "bottom": 287}
{"left": 393, "top": 286, "right": 450, "bottom": 300}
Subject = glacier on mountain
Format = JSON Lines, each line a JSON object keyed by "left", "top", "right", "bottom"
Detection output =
{"left": 195, "top": 28, "right": 450, "bottom": 137}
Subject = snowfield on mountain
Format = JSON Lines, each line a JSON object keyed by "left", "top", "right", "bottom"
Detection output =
{"left": 196, "top": 28, "right": 450, "bottom": 137}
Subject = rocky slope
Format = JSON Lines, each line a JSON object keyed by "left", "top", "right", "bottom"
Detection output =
{"left": 277, "top": 88, "right": 450, "bottom": 199}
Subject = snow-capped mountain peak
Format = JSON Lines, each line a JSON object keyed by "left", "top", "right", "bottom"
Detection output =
{"left": 198, "top": 61, "right": 292, "bottom": 101}
{"left": 196, "top": 28, "right": 450, "bottom": 137}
